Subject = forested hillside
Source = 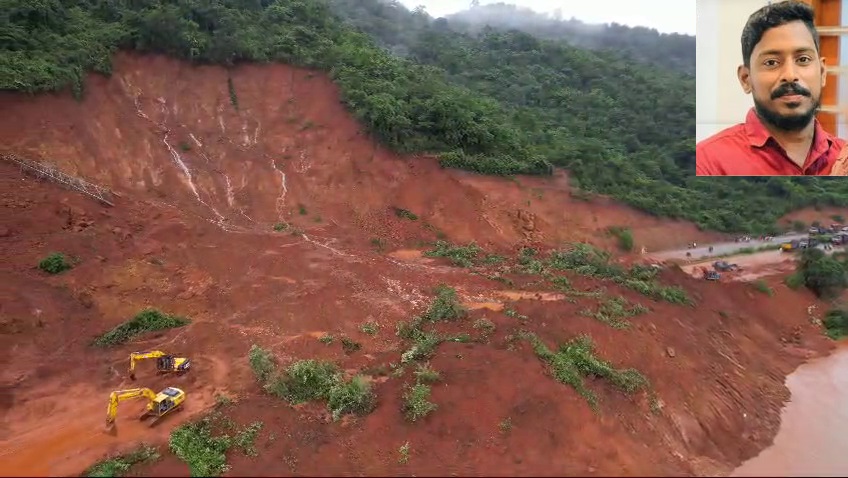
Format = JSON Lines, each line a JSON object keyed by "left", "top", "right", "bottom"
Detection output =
{"left": 446, "top": 2, "right": 695, "bottom": 76}
{"left": 2, "top": 0, "right": 848, "bottom": 234}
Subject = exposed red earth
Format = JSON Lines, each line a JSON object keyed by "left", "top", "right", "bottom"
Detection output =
{"left": 0, "top": 52, "right": 837, "bottom": 477}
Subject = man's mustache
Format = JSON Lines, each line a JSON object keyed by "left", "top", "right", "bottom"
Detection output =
{"left": 771, "top": 83, "right": 811, "bottom": 100}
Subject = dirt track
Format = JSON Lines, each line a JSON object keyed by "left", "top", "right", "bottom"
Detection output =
{"left": 0, "top": 52, "right": 840, "bottom": 477}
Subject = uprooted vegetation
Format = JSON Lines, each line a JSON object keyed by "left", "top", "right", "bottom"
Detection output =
{"left": 580, "top": 296, "right": 648, "bottom": 329}
{"left": 424, "top": 241, "right": 482, "bottom": 267}
{"left": 425, "top": 241, "right": 689, "bottom": 305}
{"left": 168, "top": 412, "right": 263, "bottom": 477}
{"left": 92, "top": 308, "right": 190, "bottom": 346}
{"left": 520, "top": 331, "right": 650, "bottom": 411}
{"left": 548, "top": 244, "right": 691, "bottom": 305}
{"left": 84, "top": 444, "right": 160, "bottom": 477}
{"left": 248, "top": 346, "right": 376, "bottom": 421}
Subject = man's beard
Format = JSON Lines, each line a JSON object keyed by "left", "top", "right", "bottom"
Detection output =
{"left": 753, "top": 94, "right": 821, "bottom": 132}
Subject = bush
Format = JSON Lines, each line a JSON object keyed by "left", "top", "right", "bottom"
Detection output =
{"left": 798, "top": 248, "right": 848, "bottom": 298}
{"left": 248, "top": 345, "right": 276, "bottom": 383}
{"left": 84, "top": 444, "right": 159, "bottom": 477}
{"left": 326, "top": 375, "right": 376, "bottom": 421}
{"left": 38, "top": 252, "right": 72, "bottom": 274}
{"left": 266, "top": 359, "right": 338, "bottom": 404}
{"left": 402, "top": 383, "right": 437, "bottom": 422}
{"left": 169, "top": 416, "right": 262, "bottom": 477}
{"left": 93, "top": 309, "right": 189, "bottom": 346}
{"left": 823, "top": 309, "right": 848, "bottom": 340}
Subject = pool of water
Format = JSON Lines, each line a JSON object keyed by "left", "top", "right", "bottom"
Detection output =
{"left": 731, "top": 342, "right": 848, "bottom": 477}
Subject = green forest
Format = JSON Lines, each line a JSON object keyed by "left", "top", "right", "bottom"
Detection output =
{"left": 2, "top": 0, "right": 848, "bottom": 233}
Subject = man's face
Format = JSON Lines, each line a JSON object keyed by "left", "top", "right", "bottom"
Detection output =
{"left": 739, "top": 20, "right": 826, "bottom": 131}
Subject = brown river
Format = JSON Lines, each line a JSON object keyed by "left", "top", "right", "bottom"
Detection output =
{"left": 732, "top": 342, "right": 848, "bottom": 477}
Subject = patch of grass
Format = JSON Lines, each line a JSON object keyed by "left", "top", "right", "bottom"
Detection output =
{"left": 424, "top": 240, "right": 482, "bottom": 267}
{"left": 359, "top": 321, "right": 380, "bottom": 335}
{"left": 505, "top": 307, "right": 528, "bottom": 322}
{"left": 169, "top": 414, "right": 262, "bottom": 477}
{"left": 522, "top": 332, "right": 649, "bottom": 411}
{"left": 179, "top": 141, "right": 192, "bottom": 152}
{"left": 482, "top": 254, "right": 505, "bottom": 265}
{"left": 607, "top": 226, "right": 634, "bottom": 252}
{"left": 400, "top": 330, "right": 442, "bottom": 364}
{"left": 517, "top": 247, "right": 547, "bottom": 274}
{"left": 393, "top": 207, "right": 419, "bottom": 220}
{"left": 248, "top": 344, "right": 276, "bottom": 383}
{"left": 93, "top": 309, "right": 190, "bottom": 347}
{"left": 38, "top": 252, "right": 73, "bottom": 274}
{"left": 548, "top": 244, "right": 691, "bottom": 305}
{"left": 580, "top": 296, "right": 647, "bottom": 329}
{"left": 298, "top": 204, "right": 308, "bottom": 215}
{"left": 341, "top": 336, "right": 362, "bottom": 354}
{"left": 300, "top": 120, "right": 315, "bottom": 130}
{"left": 752, "top": 280, "right": 774, "bottom": 296}
{"left": 823, "top": 309, "right": 848, "bottom": 340}
{"left": 84, "top": 444, "right": 159, "bottom": 477}
{"left": 273, "top": 222, "right": 288, "bottom": 232}
{"left": 398, "top": 441, "right": 410, "bottom": 464}
{"left": 551, "top": 275, "right": 571, "bottom": 290}
{"left": 370, "top": 237, "right": 386, "bottom": 252}
{"left": 785, "top": 271, "right": 804, "bottom": 289}
{"left": 214, "top": 393, "right": 233, "bottom": 407}
{"left": 498, "top": 417, "right": 512, "bottom": 433}
{"left": 473, "top": 317, "right": 496, "bottom": 339}
{"left": 402, "top": 383, "right": 438, "bottom": 422}
{"left": 318, "top": 334, "right": 334, "bottom": 344}
{"left": 422, "top": 285, "right": 467, "bottom": 322}
{"left": 413, "top": 362, "right": 441, "bottom": 383}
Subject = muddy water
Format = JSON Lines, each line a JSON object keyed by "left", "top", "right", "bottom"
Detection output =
{"left": 732, "top": 342, "right": 848, "bottom": 477}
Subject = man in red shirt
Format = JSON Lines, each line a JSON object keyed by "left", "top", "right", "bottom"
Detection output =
{"left": 696, "top": 0, "right": 845, "bottom": 176}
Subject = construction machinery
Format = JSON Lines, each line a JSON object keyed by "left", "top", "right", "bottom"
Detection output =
{"left": 128, "top": 350, "right": 191, "bottom": 380}
{"left": 699, "top": 266, "right": 720, "bottom": 281}
{"left": 105, "top": 387, "right": 185, "bottom": 429}
{"left": 713, "top": 260, "right": 739, "bottom": 272}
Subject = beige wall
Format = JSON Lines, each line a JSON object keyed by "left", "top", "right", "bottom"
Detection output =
{"left": 696, "top": 0, "right": 772, "bottom": 143}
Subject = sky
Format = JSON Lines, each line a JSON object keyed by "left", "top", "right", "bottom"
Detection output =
{"left": 397, "top": 0, "right": 696, "bottom": 35}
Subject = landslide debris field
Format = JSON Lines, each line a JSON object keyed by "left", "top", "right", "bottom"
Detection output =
{"left": 0, "top": 54, "right": 839, "bottom": 477}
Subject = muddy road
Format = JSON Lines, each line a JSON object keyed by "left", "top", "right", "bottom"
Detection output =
{"left": 648, "top": 233, "right": 809, "bottom": 262}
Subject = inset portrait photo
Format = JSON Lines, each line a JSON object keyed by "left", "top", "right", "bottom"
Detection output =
{"left": 696, "top": 0, "right": 848, "bottom": 176}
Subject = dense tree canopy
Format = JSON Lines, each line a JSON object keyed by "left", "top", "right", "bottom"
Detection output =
{"left": 2, "top": 0, "right": 848, "bottom": 233}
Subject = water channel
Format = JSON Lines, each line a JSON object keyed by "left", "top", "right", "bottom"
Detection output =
{"left": 731, "top": 342, "right": 848, "bottom": 477}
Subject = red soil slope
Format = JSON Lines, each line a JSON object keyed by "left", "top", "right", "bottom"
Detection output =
{"left": 0, "top": 53, "right": 834, "bottom": 477}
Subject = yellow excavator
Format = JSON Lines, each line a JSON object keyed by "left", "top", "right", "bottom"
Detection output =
{"left": 105, "top": 387, "right": 186, "bottom": 429}
{"left": 128, "top": 350, "right": 191, "bottom": 380}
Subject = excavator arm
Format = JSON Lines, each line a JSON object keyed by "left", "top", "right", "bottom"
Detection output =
{"left": 106, "top": 388, "right": 157, "bottom": 426}
{"left": 128, "top": 351, "right": 167, "bottom": 380}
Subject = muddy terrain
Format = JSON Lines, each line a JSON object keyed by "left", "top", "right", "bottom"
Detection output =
{"left": 0, "top": 53, "right": 838, "bottom": 477}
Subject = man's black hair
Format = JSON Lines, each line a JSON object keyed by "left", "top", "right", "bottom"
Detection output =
{"left": 741, "top": 0, "right": 820, "bottom": 67}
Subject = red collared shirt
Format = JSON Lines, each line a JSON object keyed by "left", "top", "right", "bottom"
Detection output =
{"left": 696, "top": 108, "right": 844, "bottom": 176}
